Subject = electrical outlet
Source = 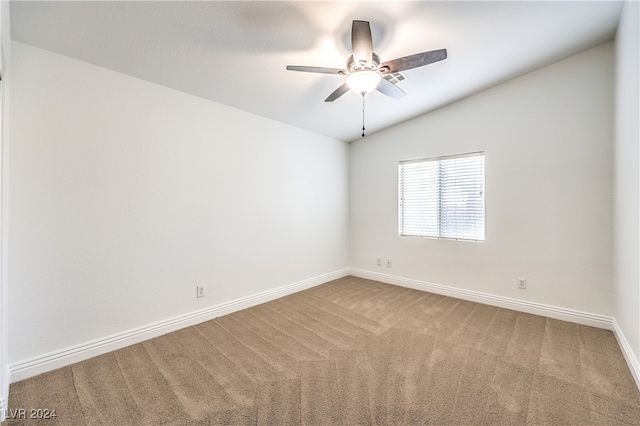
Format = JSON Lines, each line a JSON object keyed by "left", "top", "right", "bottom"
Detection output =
{"left": 377, "top": 257, "right": 382, "bottom": 266}
{"left": 386, "top": 259, "right": 392, "bottom": 268}
{"left": 518, "top": 278, "right": 527, "bottom": 289}
{"left": 196, "top": 286, "right": 205, "bottom": 298}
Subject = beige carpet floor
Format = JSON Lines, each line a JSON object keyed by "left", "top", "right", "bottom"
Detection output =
{"left": 6, "top": 276, "right": 640, "bottom": 425}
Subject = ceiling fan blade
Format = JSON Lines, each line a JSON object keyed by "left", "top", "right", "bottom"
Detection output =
{"left": 286, "top": 65, "right": 348, "bottom": 75}
{"left": 325, "top": 83, "right": 350, "bottom": 102}
{"left": 379, "top": 49, "right": 447, "bottom": 74}
{"left": 376, "top": 78, "right": 406, "bottom": 99}
{"left": 351, "top": 20, "right": 373, "bottom": 65}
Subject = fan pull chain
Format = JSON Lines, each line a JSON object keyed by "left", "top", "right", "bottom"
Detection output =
{"left": 362, "top": 94, "right": 366, "bottom": 137}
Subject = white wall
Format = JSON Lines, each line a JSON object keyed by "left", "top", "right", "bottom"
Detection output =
{"left": 614, "top": 0, "right": 640, "bottom": 380}
{"left": 0, "top": 0, "right": 10, "bottom": 416}
{"left": 350, "top": 43, "right": 614, "bottom": 317}
{"left": 8, "top": 42, "right": 349, "bottom": 367}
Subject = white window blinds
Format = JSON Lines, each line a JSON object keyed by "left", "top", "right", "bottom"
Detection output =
{"left": 398, "top": 152, "right": 485, "bottom": 241}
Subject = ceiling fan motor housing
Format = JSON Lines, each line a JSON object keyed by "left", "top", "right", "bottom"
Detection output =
{"left": 347, "top": 53, "right": 381, "bottom": 73}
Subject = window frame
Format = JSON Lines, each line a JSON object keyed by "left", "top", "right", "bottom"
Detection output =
{"left": 398, "top": 151, "right": 485, "bottom": 242}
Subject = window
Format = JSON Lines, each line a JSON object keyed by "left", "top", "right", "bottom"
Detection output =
{"left": 398, "top": 152, "right": 485, "bottom": 241}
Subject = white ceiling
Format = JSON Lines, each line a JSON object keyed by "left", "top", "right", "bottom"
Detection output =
{"left": 10, "top": 1, "right": 624, "bottom": 142}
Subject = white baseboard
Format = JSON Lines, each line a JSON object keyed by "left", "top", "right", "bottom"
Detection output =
{"left": 5, "top": 268, "right": 628, "bottom": 389}
{"left": 612, "top": 318, "right": 640, "bottom": 390}
{"left": 349, "top": 268, "right": 614, "bottom": 330}
{"left": 8, "top": 268, "right": 349, "bottom": 383}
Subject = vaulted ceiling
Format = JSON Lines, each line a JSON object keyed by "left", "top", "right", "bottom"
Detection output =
{"left": 10, "top": 1, "right": 623, "bottom": 142}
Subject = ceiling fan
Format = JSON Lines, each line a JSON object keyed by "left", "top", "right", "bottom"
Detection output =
{"left": 286, "top": 20, "right": 447, "bottom": 102}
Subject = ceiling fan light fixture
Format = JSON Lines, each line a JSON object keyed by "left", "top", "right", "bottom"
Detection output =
{"left": 346, "top": 70, "right": 381, "bottom": 95}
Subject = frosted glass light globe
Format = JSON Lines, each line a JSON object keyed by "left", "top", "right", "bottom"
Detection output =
{"left": 346, "top": 70, "right": 381, "bottom": 95}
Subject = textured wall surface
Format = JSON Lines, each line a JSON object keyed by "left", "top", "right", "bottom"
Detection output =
{"left": 8, "top": 42, "right": 349, "bottom": 364}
